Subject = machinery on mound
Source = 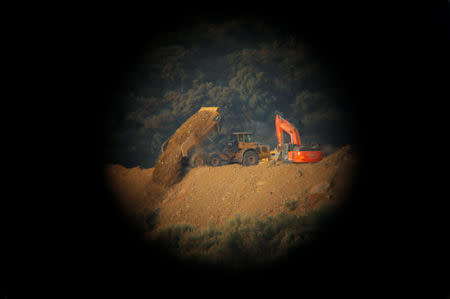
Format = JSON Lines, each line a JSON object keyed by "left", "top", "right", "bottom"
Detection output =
{"left": 273, "top": 114, "right": 324, "bottom": 163}
{"left": 160, "top": 107, "right": 270, "bottom": 168}
{"left": 156, "top": 107, "right": 323, "bottom": 186}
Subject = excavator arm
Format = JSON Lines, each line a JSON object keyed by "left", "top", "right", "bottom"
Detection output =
{"left": 275, "top": 114, "right": 301, "bottom": 147}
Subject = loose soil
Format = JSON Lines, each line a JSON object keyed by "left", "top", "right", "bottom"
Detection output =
{"left": 105, "top": 145, "right": 357, "bottom": 232}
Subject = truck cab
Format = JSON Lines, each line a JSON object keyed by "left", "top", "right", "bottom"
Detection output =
{"left": 233, "top": 132, "right": 256, "bottom": 149}
{"left": 228, "top": 132, "right": 270, "bottom": 164}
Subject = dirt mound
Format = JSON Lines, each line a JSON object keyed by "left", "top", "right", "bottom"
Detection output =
{"left": 156, "top": 145, "right": 355, "bottom": 229}
{"left": 151, "top": 109, "right": 218, "bottom": 187}
{"left": 105, "top": 145, "right": 357, "bottom": 231}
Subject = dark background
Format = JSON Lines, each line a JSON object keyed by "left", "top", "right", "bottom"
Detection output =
{"left": 6, "top": 2, "right": 449, "bottom": 298}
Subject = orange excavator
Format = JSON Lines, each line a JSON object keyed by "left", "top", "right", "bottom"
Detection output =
{"left": 274, "top": 114, "right": 324, "bottom": 163}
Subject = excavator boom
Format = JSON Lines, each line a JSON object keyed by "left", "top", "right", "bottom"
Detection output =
{"left": 275, "top": 114, "right": 301, "bottom": 147}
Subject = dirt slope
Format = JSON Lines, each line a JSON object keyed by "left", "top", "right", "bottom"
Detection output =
{"left": 104, "top": 165, "right": 164, "bottom": 213}
{"left": 105, "top": 145, "right": 357, "bottom": 231}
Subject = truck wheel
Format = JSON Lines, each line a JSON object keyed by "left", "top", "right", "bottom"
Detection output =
{"left": 208, "top": 154, "right": 223, "bottom": 167}
{"left": 190, "top": 153, "right": 205, "bottom": 167}
{"left": 243, "top": 151, "right": 258, "bottom": 166}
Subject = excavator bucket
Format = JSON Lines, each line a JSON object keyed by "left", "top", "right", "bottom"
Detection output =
{"left": 273, "top": 148, "right": 281, "bottom": 162}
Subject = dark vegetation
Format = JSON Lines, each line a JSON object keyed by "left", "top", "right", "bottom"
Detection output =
{"left": 129, "top": 203, "right": 336, "bottom": 270}
{"left": 103, "top": 20, "right": 355, "bottom": 168}
{"left": 154, "top": 211, "right": 327, "bottom": 269}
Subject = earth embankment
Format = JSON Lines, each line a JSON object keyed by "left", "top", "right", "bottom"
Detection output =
{"left": 105, "top": 145, "right": 356, "bottom": 231}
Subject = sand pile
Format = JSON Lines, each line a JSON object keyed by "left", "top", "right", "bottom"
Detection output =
{"left": 152, "top": 108, "right": 219, "bottom": 187}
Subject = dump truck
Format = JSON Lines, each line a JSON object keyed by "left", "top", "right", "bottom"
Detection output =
{"left": 160, "top": 107, "right": 221, "bottom": 159}
{"left": 153, "top": 107, "right": 222, "bottom": 186}
{"left": 160, "top": 107, "right": 270, "bottom": 168}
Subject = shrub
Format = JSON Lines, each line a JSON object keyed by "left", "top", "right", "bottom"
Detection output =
{"left": 153, "top": 210, "right": 328, "bottom": 269}
{"left": 128, "top": 207, "right": 161, "bottom": 233}
{"left": 284, "top": 197, "right": 298, "bottom": 211}
{"left": 157, "top": 223, "right": 195, "bottom": 252}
